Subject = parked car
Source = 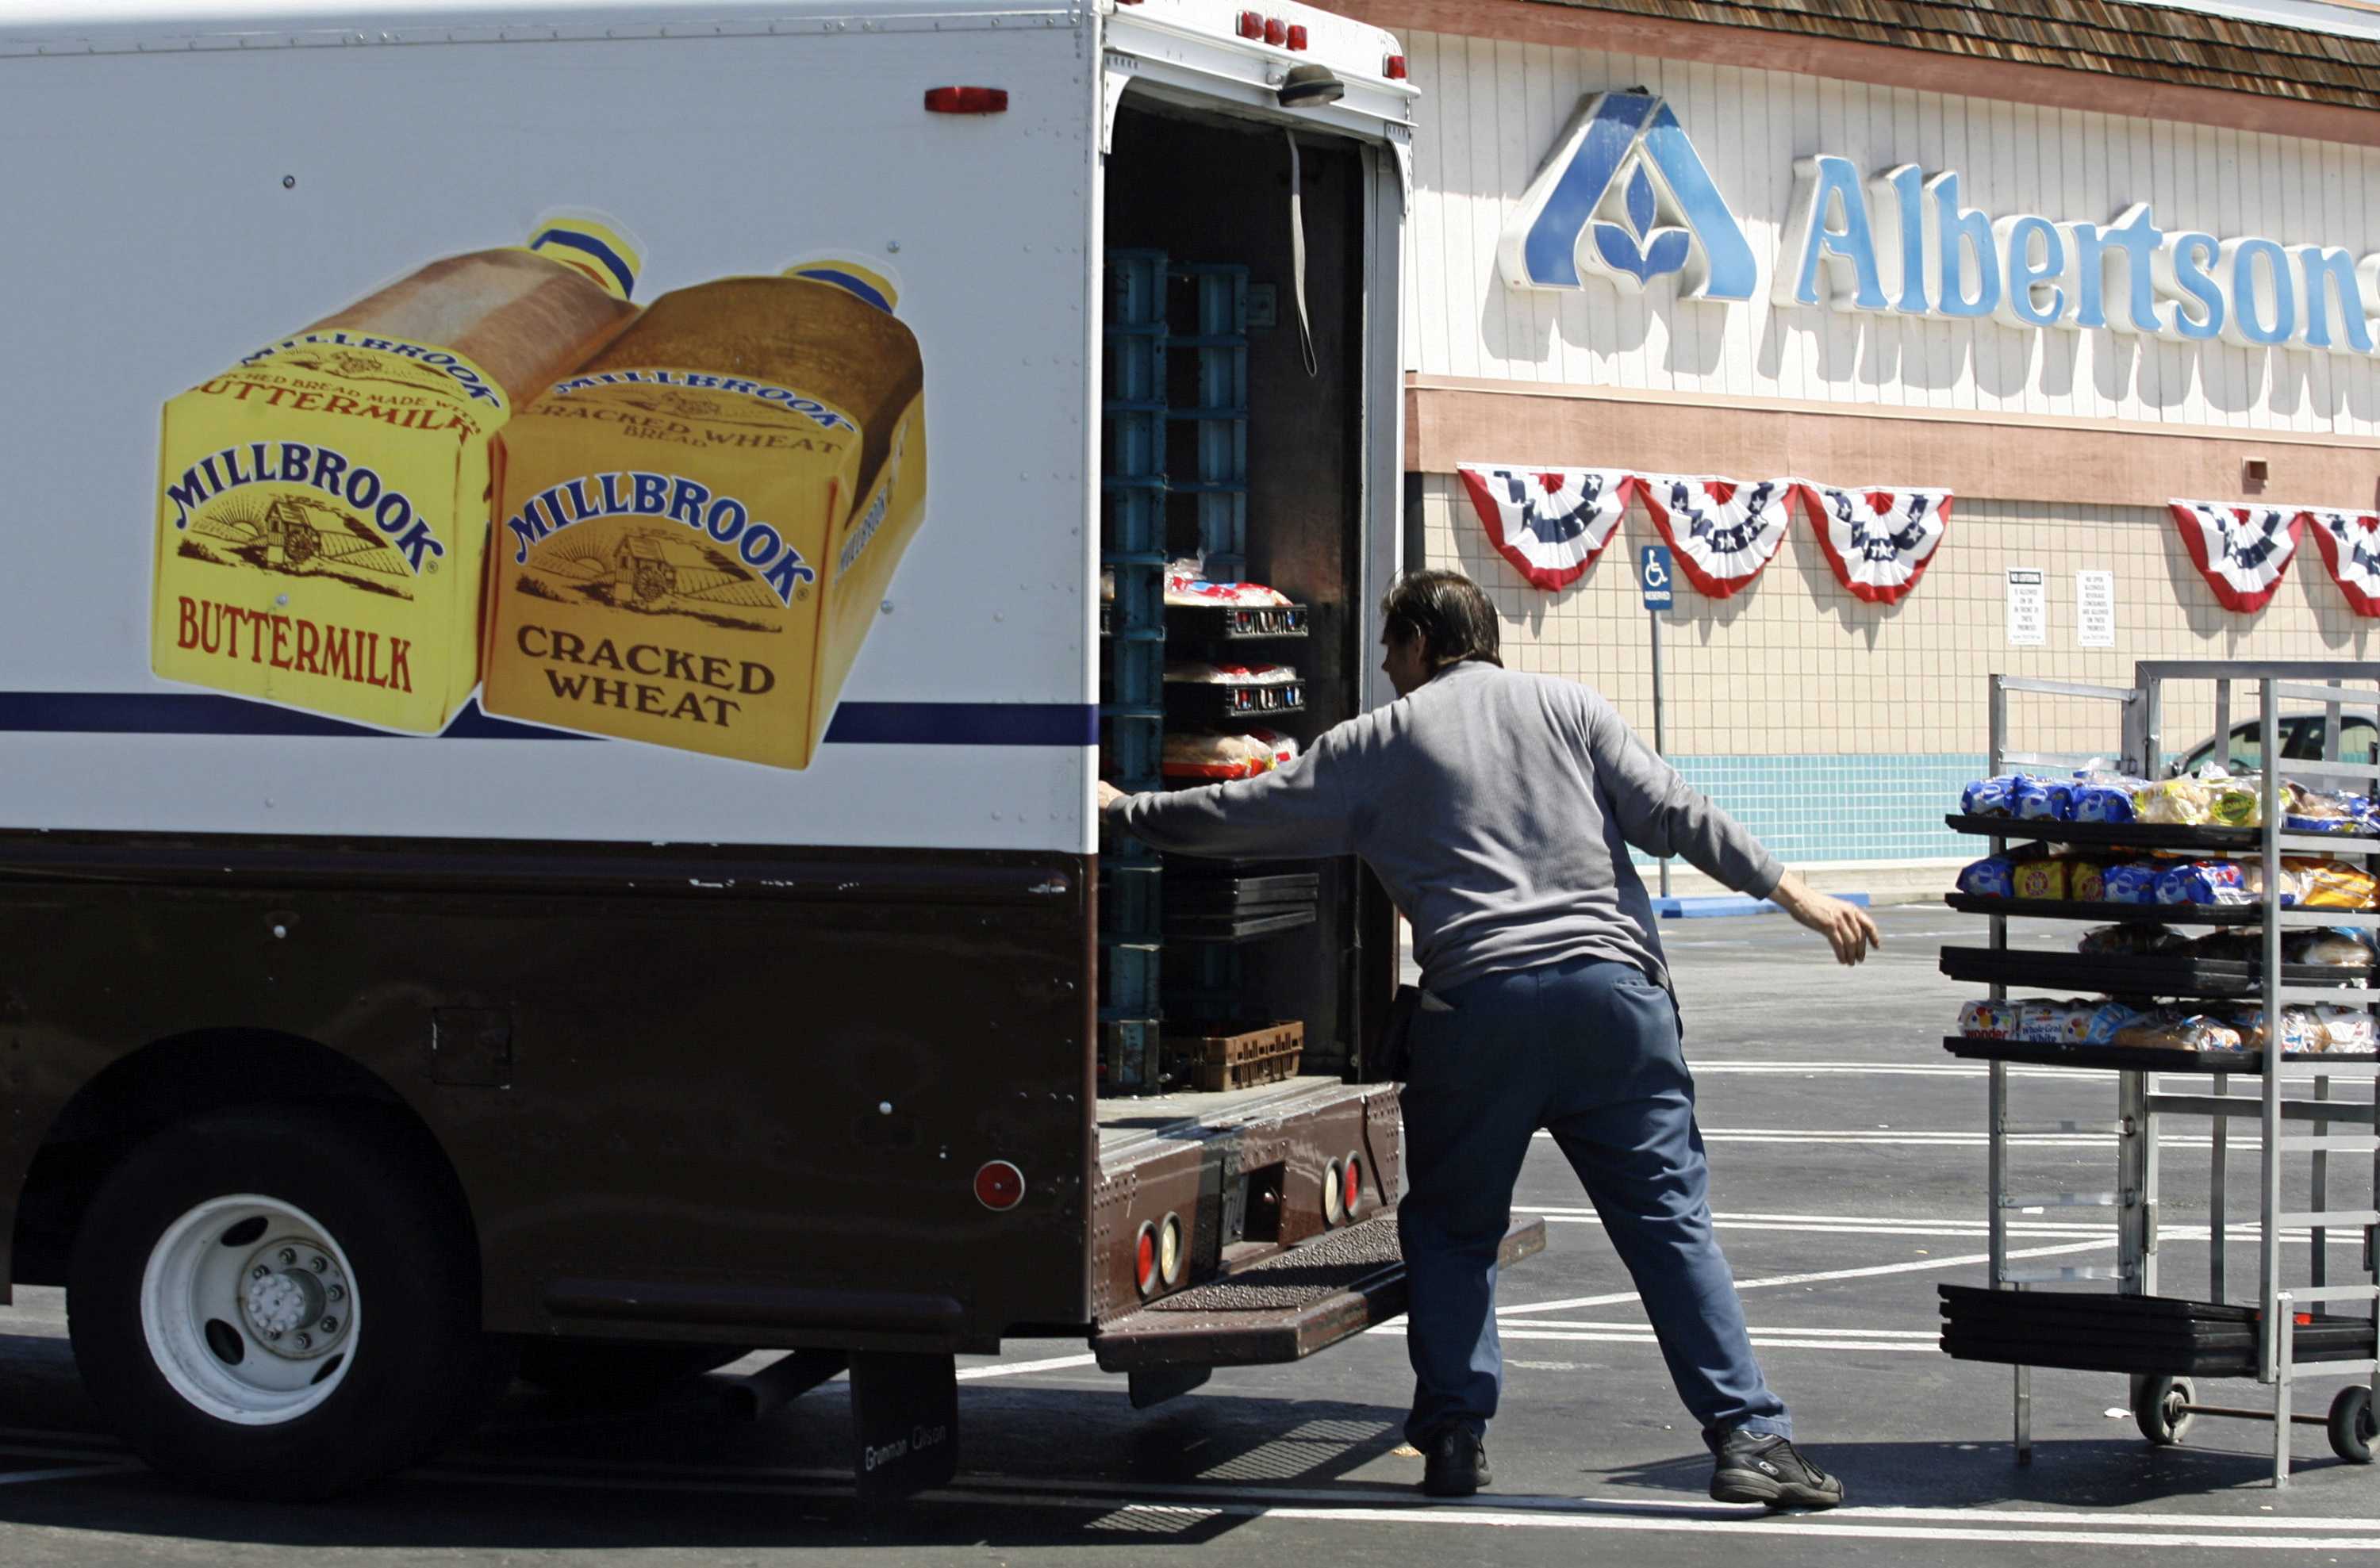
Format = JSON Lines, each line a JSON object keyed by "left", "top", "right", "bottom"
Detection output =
{"left": 2171, "top": 711, "right": 2378, "bottom": 776}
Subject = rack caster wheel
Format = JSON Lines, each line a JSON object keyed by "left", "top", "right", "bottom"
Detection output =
{"left": 2328, "top": 1386, "right": 2374, "bottom": 1465}
{"left": 2133, "top": 1375, "right": 2195, "bottom": 1446}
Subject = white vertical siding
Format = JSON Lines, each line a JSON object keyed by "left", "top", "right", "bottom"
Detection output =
{"left": 1403, "top": 30, "right": 2380, "bottom": 437}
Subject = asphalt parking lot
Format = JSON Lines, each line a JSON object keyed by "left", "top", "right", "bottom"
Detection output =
{"left": 0, "top": 903, "right": 2373, "bottom": 1563}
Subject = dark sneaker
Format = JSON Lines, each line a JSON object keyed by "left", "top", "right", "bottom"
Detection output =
{"left": 1419, "top": 1426, "right": 1491, "bottom": 1497}
{"left": 1710, "top": 1431, "right": 1844, "bottom": 1510}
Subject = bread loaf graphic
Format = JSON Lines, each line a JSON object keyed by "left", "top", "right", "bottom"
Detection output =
{"left": 152, "top": 218, "right": 643, "bottom": 733}
{"left": 482, "top": 259, "right": 928, "bottom": 770}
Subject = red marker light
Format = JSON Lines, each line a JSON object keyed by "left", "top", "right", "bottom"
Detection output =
{"left": 1264, "top": 17, "right": 1285, "bottom": 45}
{"left": 1134, "top": 1223, "right": 1158, "bottom": 1296}
{"left": 974, "top": 1160, "right": 1026, "bottom": 1210}
{"left": 1384, "top": 54, "right": 1408, "bottom": 79}
{"left": 1287, "top": 24, "right": 1308, "bottom": 50}
{"left": 924, "top": 86, "right": 1009, "bottom": 114}
{"left": 1238, "top": 10, "right": 1263, "bottom": 39}
{"left": 1343, "top": 1154, "right": 1364, "bottom": 1219}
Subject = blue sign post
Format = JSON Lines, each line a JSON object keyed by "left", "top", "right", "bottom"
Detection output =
{"left": 1639, "top": 546, "right": 1674, "bottom": 893}
{"left": 1639, "top": 545, "right": 1674, "bottom": 610}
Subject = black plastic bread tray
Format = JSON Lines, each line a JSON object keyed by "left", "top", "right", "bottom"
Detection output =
{"left": 1165, "top": 602, "right": 1310, "bottom": 642}
{"left": 1166, "top": 872, "right": 1320, "bottom": 917}
{"left": 1166, "top": 908, "right": 1319, "bottom": 942}
{"left": 1947, "top": 814, "right": 2380, "bottom": 855}
{"left": 1940, "top": 946, "right": 2377, "bottom": 997}
{"left": 1939, "top": 1284, "right": 2375, "bottom": 1376}
{"left": 1941, "top": 1036, "right": 2370, "bottom": 1074}
{"left": 1945, "top": 814, "right": 2263, "bottom": 852}
{"left": 1945, "top": 894, "right": 2265, "bottom": 926}
{"left": 1164, "top": 679, "right": 1305, "bottom": 726}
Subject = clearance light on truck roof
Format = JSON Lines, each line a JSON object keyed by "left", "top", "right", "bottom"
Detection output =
{"left": 1287, "top": 25, "right": 1308, "bottom": 50}
{"left": 975, "top": 1160, "right": 1026, "bottom": 1210}
{"left": 1385, "top": 54, "right": 1408, "bottom": 80}
{"left": 923, "top": 86, "right": 1008, "bottom": 114}
{"left": 1238, "top": 10, "right": 1262, "bottom": 38}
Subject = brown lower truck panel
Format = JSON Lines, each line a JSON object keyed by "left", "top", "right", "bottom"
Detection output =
{"left": 1092, "top": 1212, "right": 1547, "bottom": 1371}
{"left": 0, "top": 831, "right": 1097, "bottom": 1348}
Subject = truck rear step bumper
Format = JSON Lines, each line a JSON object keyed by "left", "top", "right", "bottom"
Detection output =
{"left": 1090, "top": 1210, "right": 1546, "bottom": 1371}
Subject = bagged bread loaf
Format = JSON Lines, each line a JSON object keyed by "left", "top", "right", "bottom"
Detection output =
{"left": 482, "top": 258, "right": 926, "bottom": 770}
{"left": 152, "top": 217, "right": 643, "bottom": 732}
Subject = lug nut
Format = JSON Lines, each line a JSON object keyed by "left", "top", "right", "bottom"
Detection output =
{"left": 310, "top": 1256, "right": 328, "bottom": 1272}
{"left": 327, "top": 1285, "right": 345, "bottom": 1302}
{"left": 278, "top": 1248, "right": 296, "bottom": 1264}
{"left": 264, "top": 1328, "right": 282, "bottom": 1341}
{"left": 294, "top": 1333, "right": 311, "bottom": 1350}
{"left": 320, "top": 1317, "right": 338, "bottom": 1332}
{"left": 251, "top": 1266, "right": 270, "bottom": 1280}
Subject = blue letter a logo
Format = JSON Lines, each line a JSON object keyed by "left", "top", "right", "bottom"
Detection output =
{"left": 1498, "top": 91, "right": 1756, "bottom": 302}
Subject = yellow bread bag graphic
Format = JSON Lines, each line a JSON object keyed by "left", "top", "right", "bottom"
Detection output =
{"left": 152, "top": 219, "right": 644, "bottom": 732}
{"left": 482, "top": 259, "right": 927, "bottom": 769}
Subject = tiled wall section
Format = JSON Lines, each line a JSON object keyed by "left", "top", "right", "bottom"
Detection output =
{"left": 1417, "top": 481, "right": 2378, "bottom": 862}
{"left": 1655, "top": 753, "right": 1985, "bottom": 865}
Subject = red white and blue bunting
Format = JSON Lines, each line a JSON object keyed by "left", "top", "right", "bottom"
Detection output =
{"left": 1795, "top": 484, "right": 1954, "bottom": 606}
{"left": 2167, "top": 500, "right": 2305, "bottom": 615}
{"left": 1634, "top": 475, "right": 1797, "bottom": 600}
{"left": 2304, "top": 508, "right": 2380, "bottom": 619}
{"left": 1456, "top": 465, "right": 1637, "bottom": 591}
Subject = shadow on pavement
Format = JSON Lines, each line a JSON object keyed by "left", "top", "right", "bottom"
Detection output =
{"left": 1605, "top": 1436, "right": 2352, "bottom": 1508}
{"left": 0, "top": 1378, "right": 1418, "bottom": 1553}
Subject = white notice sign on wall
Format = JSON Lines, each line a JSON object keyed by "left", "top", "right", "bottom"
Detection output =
{"left": 2076, "top": 570, "right": 2116, "bottom": 649}
{"left": 2006, "top": 569, "right": 2046, "bottom": 646}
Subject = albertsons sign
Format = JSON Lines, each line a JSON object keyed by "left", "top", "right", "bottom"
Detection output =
{"left": 1503, "top": 90, "right": 2377, "bottom": 355}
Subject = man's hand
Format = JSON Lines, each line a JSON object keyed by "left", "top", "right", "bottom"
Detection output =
{"left": 1771, "top": 872, "right": 1883, "bottom": 966}
{"left": 1096, "top": 780, "right": 1128, "bottom": 811}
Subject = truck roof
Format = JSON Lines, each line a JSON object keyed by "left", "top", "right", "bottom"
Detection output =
{"left": 2, "top": 0, "right": 1071, "bottom": 50}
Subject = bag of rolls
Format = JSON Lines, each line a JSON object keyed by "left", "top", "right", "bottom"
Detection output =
{"left": 152, "top": 216, "right": 643, "bottom": 732}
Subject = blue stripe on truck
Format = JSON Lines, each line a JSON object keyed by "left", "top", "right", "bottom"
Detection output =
{"left": 0, "top": 693, "right": 1098, "bottom": 746}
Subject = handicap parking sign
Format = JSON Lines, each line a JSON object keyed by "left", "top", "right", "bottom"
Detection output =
{"left": 1639, "top": 545, "right": 1674, "bottom": 610}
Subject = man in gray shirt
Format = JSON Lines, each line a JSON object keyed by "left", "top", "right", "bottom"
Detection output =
{"left": 1100, "top": 569, "right": 1878, "bottom": 1509}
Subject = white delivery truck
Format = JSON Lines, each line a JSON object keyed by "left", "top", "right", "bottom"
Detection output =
{"left": 0, "top": 0, "right": 1538, "bottom": 1501}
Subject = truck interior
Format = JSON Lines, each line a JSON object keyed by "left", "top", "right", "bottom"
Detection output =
{"left": 1096, "top": 98, "right": 1389, "bottom": 1141}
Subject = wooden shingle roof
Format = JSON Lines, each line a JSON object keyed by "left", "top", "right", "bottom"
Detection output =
{"left": 1518, "top": 0, "right": 2380, "bottom": 113}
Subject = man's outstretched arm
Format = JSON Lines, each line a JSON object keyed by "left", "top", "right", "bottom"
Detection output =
{"left": 1100, "top": 742, "right": 1357, "bottom": 861}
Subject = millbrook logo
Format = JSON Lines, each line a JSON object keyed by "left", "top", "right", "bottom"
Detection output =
{"left": 1499, "top": 90, "right": 1758, "bottom": 302}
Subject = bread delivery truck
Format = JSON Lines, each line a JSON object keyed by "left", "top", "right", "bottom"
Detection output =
{"left": 0, "top": 0, "right": 1541, "bottom": 1501}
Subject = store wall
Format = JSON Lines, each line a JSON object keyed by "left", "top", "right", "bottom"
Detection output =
{"left": 1416, "top": 476, "right": 2377, "bottom": 865}
{"left": 1396, "top": 28, "right": 2380, "bottom": 868}
{"left": 1399, "top": 30, "right": 2380, "bottom": 435}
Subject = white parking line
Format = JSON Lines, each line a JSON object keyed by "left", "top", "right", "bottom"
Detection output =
{"left": 1498, "top": 1239, "right": 2114, "bottom": 1317}
{"left": 400, "top": 1464, "right": 2380, "bottom": 1550}
{"left": 1526, "top": 1208, "right": 2364, "bottom": 1246}
{"left": 958, "top": 1353, "right": 1100, "bottom": 1381}
{"left": 0, "top": 1463, "right": 138, "bottom": 1486}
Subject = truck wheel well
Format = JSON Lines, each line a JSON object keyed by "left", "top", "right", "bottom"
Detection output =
{"left": 12, "top": 1029, "right": 470, "bottom": 1289}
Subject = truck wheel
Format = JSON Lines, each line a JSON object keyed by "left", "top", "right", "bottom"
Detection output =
{"left": 516, "top": 1340, "right": 752, "bottom": 1400}
{"left": 67, "top": 1108, "right": 509, "bottom": 1501}
{"left": 2132, "top": 1374, "right": 2194, "bottom": 1446}
{"left": 2328, "top": 1386, "right": 2374, "bottom": 1465}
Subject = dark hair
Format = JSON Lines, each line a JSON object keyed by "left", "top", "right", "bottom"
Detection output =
{"left": 1380, "top": 569, "right": 1502, "bottom": 668}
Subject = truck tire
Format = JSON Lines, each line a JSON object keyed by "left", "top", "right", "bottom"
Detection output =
{"left": 516, "top": 1340, "right": 752, "bottom": 1400}
{"left": 67, "top": 1107, "right": 511, "bottom": 1501}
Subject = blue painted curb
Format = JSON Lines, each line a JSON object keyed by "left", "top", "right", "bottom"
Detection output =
{"left": 1652, "top": 892, "right": 1873, "bottom": 919}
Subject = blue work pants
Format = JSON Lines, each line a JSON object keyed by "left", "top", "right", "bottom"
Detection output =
{"left": 1396, "top": 956, "right": 1790, "bottom": 1452}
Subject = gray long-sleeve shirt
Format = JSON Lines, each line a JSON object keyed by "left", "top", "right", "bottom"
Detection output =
{"left": 1104, "top": 659, "right": 1783, "bottom": 991}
